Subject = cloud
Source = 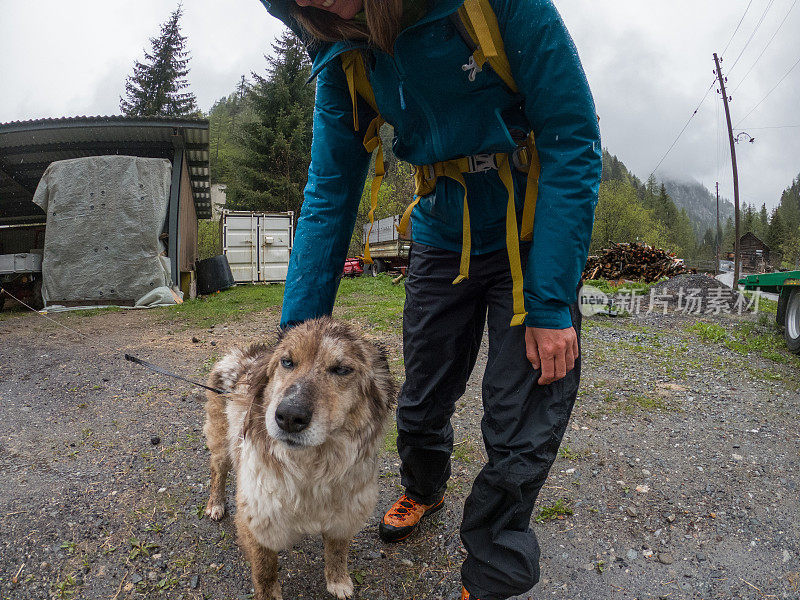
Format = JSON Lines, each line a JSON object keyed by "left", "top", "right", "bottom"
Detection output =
{"left": 1, "top": 0, "right": 797, "bottom": 207}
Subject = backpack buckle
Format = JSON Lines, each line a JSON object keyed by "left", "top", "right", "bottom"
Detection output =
{"left": 512, "top": 145, "right": 531, "bottom": 173}
{"left": 468, "top": 153, "right": 498, "bottom": 173}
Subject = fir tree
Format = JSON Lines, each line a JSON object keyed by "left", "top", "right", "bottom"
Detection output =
{"left": 225, "top": 30, "right": 315, "bottom": 213}
{"left": 758, "top": 204, "right": 769, "bottom": 239}
{"left": 120, "top": 6, "right": 198, "bottom": 117}
{"left": 209, "top": 76, "right": 253, "bottom": 183}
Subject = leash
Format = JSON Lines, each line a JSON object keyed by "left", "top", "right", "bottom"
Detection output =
{"left": 124, "top": 354, "right": 228, "bottom": 395}
{"left": 1, "top": 285, "right": 228, "bottom": 395}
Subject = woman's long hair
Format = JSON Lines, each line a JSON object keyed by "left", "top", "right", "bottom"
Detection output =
{"left": 291, "top": 0, "right": 404, "bottom": 54}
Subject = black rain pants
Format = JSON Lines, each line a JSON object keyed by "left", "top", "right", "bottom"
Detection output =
{"left": 396, "top": 242, "right": 581, "bottom": 600}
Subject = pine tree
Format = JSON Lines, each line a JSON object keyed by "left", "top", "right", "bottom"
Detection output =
{"left": 225, "top": 30, "right": 315, "bottom": 213}
{"left": 767, "top": 208, "right": 785, "bottom": 263}
{"left": 741, "top": 203, "right": 757, "bottom": 235}
{"left": 758, "top": 204, "right": 769, "bottom": 239}
{"left": 209, "top": 76, "right": 254, "bottom": 183}
{"left": 120, "top": 6, "right": 198, "bottom": 117}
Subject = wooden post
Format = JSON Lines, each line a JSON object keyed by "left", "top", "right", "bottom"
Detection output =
{"left": 715, "top": 181, "right": 720, "bottom": 275}
{"left": 714, "top": 53, "right": 741, "bottom": 289}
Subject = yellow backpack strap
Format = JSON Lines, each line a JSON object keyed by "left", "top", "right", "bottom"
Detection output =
{"left": 341, "top": 50, "right": 379, "bottom": 128}
{"left": 519, "top": 132, "right": 540, "bottom": 242}
{"left": 340, "top": 50, "right": 387, "bottom": 265}
{"left": 362, "top": 115, "right": 386, "bottom": 264}
{"left": 497, "top": 155, "right": 527, "bottom": 326}
{"left": 458, "top": 0, "right": 518, "bottom": 93}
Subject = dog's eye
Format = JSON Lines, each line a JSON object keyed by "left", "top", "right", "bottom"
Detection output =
{"left": 331, "top": 365, "right": 353, "bottom": 376}
{"left": 280, "top": 357, "right": 294, "bottom": 369}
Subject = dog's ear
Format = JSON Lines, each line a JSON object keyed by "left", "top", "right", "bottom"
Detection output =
{"left": 365, "top": 340, "right": 397, "bottom": 414}
{"left": 245, "top": 345, "right": 274, "bottom": 397}
{"left": 241, "top": 347, "right": 274, "bottom": 440}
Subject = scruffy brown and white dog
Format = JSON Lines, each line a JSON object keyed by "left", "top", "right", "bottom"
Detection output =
{"left": 202, "top": 317, "right": 396, "bottom": 600}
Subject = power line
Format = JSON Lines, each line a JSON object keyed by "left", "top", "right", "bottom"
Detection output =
{"left": 721, "top": 0, "right": 755, "bottom": 57}
{"left": 732, "top": 0, "right": 799, "bottom": 93}
{"left": 727, "top": 0, "right": 778, "bottom": 74}
{"left": 735, "top": 123, "right": 800, "bottom": 129}
{"left": 648, "top": 79, "right": 717, "bottom": 177}
{"left": 734, "top": 52, "right": 800, "bottom": 127}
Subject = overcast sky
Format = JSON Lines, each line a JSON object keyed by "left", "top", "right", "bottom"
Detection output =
{"left": 1, "top": 0, "right": 798, "bottom": 210}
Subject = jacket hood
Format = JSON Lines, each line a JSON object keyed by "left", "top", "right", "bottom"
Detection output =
{"left": 260, "top": 0, "right": 304, "bottom": 37}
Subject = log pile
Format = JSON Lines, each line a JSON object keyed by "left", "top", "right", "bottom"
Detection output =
{"left": 583, "top": 242, "right": 694, "bottom": 283}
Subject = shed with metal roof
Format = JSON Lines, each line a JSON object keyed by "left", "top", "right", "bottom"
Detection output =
{"left": 0, "top": 115, "right": 211, "bottom": 298}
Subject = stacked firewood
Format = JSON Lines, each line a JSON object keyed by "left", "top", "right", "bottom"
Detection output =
{"left": 582, "top": 242, "right": 694, "bottom": 283}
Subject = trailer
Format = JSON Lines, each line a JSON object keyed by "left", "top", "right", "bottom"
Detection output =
{"left": 362, "top": 215, "right": 411, "bottom": 276}
{"left": 0, "top": 252, "right": 44, "bottom": 310}
{"left": 740, "top": 271, "right": 800, "bottom": 354}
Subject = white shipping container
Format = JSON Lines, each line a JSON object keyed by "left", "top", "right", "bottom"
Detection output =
{"left": 222, "top": 211, "right": 294, "bottom": 284}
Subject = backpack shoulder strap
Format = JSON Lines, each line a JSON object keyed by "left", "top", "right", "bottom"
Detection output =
{"left": 456, "top": 0, "right": 519, "bottom": 93}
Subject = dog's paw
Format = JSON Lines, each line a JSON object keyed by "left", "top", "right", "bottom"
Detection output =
{"left": 326, "top": 577, "right": 354, "bottom": 599}
{"left": 204, "top": 500, "right": 225, "bottom": 521}
{"left": 253, "top": 580, "right": 282, "bottom": 600}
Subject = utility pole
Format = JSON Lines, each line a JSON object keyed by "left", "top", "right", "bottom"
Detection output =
{"left": 714, "top": 53, "right": 741, "bottom": 289}
{"left": 716, "top": 181, "right": 720, "bottom": 275}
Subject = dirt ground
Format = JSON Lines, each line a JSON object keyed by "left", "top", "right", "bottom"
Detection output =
{"left": 1, "top": 299, "right": 799, "bottom": 600}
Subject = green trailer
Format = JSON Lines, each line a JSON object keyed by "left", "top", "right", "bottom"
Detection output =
{"left": 739, "top": 271, "right": 800, "bottom": 354}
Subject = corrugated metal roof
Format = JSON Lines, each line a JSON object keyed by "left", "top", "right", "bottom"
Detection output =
{"left": 0, "top": 115, "right": 212, "bottom": 220}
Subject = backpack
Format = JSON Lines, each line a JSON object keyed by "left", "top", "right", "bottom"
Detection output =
{"left": 341, "top": 0, "right": 541, "bottom": 327}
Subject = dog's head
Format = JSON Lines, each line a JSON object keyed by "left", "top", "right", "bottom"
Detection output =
{"left": 243, "top": 317, "right": 396, "bottom": 450}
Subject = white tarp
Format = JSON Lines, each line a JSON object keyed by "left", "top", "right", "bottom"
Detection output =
{"left": 32, "top": 156, "right": 175, "bottom": 306}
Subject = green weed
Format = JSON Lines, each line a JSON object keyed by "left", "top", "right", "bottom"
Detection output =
{"left": 535, "top": 498, "right": 573, "bottom": 523}
{"left": 558, "top": 443, "right": 588, "bottom": 460}
{"left": 685, "top": 322, "right": 727, "bottom": 343}
{"left": 128, "top": 537, "right": 158, "bottom": 560}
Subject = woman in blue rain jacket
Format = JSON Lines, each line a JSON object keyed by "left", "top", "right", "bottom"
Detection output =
{"left": 263, "top": 1, "right": 601, "bottom": 599}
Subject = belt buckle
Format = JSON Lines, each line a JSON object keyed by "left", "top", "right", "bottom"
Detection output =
{"left": 469, "top": 153, "right": 498, "bottom": 173}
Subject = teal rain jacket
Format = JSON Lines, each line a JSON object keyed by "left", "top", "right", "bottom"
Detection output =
{"left": 264, "top": 0, "right": 602, "bottom": 330}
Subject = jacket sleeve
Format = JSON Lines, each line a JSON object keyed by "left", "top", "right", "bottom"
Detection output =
{"left": 279, "top": 61, "right": 373, "bottom": 328}
{"left": 499, "top": 0, "right": 602, "bottom": 329}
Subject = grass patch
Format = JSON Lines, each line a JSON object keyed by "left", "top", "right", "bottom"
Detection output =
{"left": 725, "top": 321, "right": 794, "bottom": 364}
{"left": 334, "top": 275, "right": 405, "bottom": 331}
{"left": 535, "top": 498, "right": 573, "bottom": 523}
{"left": 383, "top": 420, "right": 398, "bottom": 454}
{"left": 686, "top": 318, "right": 798, "bottom": 365}
{"left": 163, "top": 284, "right": 284, "bottom": 328}
{"left": 0, "top": 306, "right": 29, "bottom": 321}
{"left": 685, "top": 321, "right": 727, "bottom": 342}
{"left": 614, "top": 393, "right": 677, "bottom": 415}
{"left": 583, "top": 279, "right": 658, "bottom": 296}
{"left": 63, "top": 306, "right": 123, "bottom": 318}
{"left": 452, "top": 438, "right": 482, "bottom": 464}
{"left": 744, "top": 290, "right": 778, "bottom": 317}
{"left": 558, "top": 443, "right": 589, "bottom": 460}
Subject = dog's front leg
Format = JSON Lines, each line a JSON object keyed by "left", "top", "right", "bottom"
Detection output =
{"left": 323, "top": 535, "right": 354, "bottom": 599}
{"left": 237, "top": 518, "right": 282, "bottom": 600}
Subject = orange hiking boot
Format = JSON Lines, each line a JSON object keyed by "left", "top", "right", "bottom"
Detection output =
{"left": 378, "top": 493, "right": 444, "bottom": 542}
{"left": 461, "top": 587, "right": 479, "bottom": 600}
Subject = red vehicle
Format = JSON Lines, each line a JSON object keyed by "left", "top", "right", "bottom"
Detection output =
{"left": 342, "top": 257, "right": 364, "bottom": 277}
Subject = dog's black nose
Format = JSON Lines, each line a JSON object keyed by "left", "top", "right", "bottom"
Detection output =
{"left": 275, "top": 400, "right": 313, "bottom": 433}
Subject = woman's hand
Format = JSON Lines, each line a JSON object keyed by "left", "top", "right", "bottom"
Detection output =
{"left": 525, "top": 326, "right": 579, "bottom": 385}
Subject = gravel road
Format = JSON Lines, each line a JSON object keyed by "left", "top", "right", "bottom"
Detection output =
{"left": 1, "top": 300, "right": 798, "bottom": 600}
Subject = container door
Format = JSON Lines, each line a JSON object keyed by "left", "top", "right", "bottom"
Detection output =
{"left": 259, "top": 214, "right": 293, "bottom": 282}
{"left": 223, "top": 214, "right": 258, "bottom": 283}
